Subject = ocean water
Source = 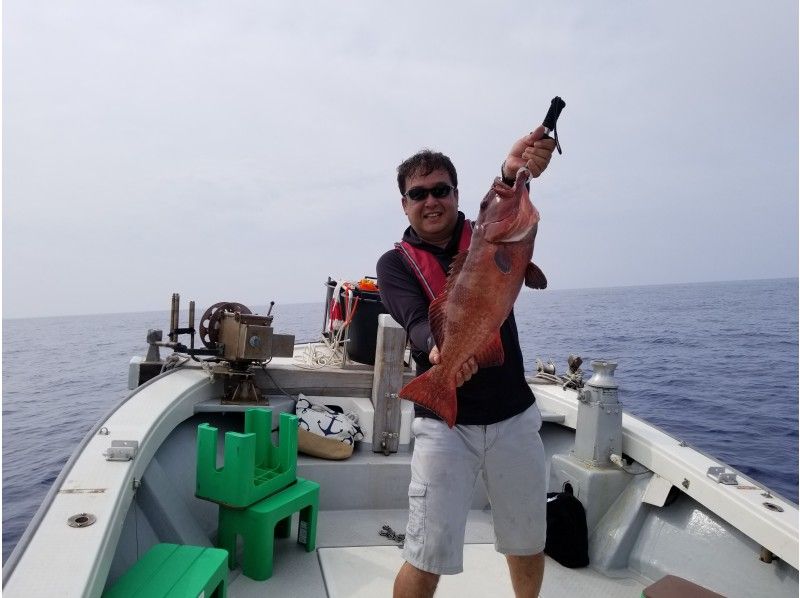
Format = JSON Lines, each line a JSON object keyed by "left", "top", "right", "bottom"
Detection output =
{"left": 3, "top": 278, "right": 798, "bottom": 563}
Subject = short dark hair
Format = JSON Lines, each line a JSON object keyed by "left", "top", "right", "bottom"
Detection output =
{"left": 396, "top": 150, "right": 458, "bottom": 195}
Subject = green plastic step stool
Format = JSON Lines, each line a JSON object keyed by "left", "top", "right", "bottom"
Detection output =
{"left": 217, "top": 477, "right": 320, "bottom": 581}
{"left": 196, "top": 409, "right": 298, "bottom": 508}
{"left": 103, "top": 543, "right": 228, "bottom": 597}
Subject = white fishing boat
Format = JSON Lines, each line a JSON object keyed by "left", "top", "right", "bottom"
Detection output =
{"left": 3, "top": 291, "right": 797, "bottom": 597}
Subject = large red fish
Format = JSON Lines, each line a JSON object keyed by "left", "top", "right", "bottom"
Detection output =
{"left": 398, "top": 167, "right": 545, "bottom": 427}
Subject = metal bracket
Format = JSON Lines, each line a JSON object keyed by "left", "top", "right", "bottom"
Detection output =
{"left": 104, "top": 440, "right": 139, "bottom": 461}
{"left": 707, "top": 466, "right": 738, "bottom": 485}
{"left": 380, "top": 432, "right": 399, "bottom": 456}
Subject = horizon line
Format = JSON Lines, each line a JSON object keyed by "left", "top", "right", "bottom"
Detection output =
{"left": 2, "top": 275, "right": 797, "bottom": 322}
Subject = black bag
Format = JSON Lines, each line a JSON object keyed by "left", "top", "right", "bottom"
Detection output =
{"left": 544, "top": 482, "right": 589, "bottom": 568}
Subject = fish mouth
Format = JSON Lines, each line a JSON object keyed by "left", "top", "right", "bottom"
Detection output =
{"left": 480, "top": 169, "right": 539, "bottom": 243}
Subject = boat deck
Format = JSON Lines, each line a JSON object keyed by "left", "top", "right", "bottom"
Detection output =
{"left": 224, "top": 509, "right": 647, "bottom": 597}
{"left": 125, "top": 407, "right": 649, "bottom": 597}
{"left": 5, "top": 357, "right": 797, "bottom": 598}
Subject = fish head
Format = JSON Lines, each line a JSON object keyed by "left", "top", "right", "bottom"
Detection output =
{"left": 475, "top": 168, "right": 540, "bottom": 243}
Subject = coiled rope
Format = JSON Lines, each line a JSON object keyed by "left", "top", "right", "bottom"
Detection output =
{"left": 294, "top": 278, "right": 362, "bottom": 370}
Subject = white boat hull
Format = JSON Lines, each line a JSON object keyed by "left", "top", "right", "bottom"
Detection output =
{"left": 4, "top": 355, "right": 797, "bottom": 597}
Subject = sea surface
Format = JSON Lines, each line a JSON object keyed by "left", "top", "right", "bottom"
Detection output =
{"left": 3, "top": 278, "right": 798, "bottom": 563}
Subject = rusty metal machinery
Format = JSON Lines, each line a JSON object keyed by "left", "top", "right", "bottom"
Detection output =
{"left": 199, "top": 301, "right": 253, "bottom": 351}
{"left": 140, "top": 293, "right": 295, "bottom": 403}
{"left": 198, "top": 302, "right": 294, "bottom": 364}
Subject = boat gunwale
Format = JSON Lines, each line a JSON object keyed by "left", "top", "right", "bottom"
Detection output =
{"left": 1, "top": 365, "right": 185, "bottom": 585}
{"left": 532, "top": 383, "right": 799, "bottom": 569}
{"left": 2, "top": 367, "right": 217, "bottom": 595}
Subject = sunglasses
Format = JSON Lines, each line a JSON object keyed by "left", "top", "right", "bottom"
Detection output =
{"left": 404, "top": 184, "right": 455, "bottom": 202}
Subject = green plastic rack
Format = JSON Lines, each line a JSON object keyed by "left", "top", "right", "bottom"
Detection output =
{"left": 217, "top": 477, "right": 320, "bottom": 581}
{"left": 196, "top": 409, "right": 298, "bottom": 508}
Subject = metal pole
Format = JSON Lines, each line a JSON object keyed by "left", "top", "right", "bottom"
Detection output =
{"left": 170, "top": 293, "right": 180, "bottom": 342}
{"left": 188, "top": 300, "right": 195, "bottom": 349}
{"left": 323, "top": 277, "right": 335, "bottom": 336}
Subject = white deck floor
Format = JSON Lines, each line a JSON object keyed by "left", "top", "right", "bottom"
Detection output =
{"left": 319, "top": 545, "right": 646, "bottom": 597}
{"left": 225, "top": 509, "right": 647, "bottom": 597}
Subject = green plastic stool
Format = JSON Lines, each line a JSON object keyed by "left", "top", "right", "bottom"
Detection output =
{"left": 103, "top": 543, "right": 228, "bottom": 597}
{"left": 217, "top": 477, "right": 320, "bottom": 581}
{"left": 196, "top": 409, "right": 298, "bottom": 508}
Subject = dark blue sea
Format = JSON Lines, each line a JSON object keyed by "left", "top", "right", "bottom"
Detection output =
{"left": 3, "top": 278, "right": 798, "bottom": 563}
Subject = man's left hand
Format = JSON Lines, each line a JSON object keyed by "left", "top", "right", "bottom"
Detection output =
{"left": 429, "top": 346, "right": 478, "bottom": 387}
{"left": 503, "top": 125, "right": 556, "bottom": 180}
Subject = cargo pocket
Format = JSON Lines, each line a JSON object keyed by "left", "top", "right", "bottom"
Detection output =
{"left": 406, "top": 480, "right": 427, "bottom": 542}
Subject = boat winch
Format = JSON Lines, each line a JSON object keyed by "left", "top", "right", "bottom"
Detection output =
{"left": 137, "top": 293, "right": 295, "bottom": 402}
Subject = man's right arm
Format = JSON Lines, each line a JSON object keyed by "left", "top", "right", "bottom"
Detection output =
{"left": 376, "top": 250, "right": 433, "bottom": 355}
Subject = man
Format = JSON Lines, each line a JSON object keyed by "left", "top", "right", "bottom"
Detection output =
{"left": 376, "top": 127, "right": 556, "bottom": 597}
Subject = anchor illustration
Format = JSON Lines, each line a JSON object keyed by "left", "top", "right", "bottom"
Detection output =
{"left": 317, "top": 412, "right": 344, "bottom": 436}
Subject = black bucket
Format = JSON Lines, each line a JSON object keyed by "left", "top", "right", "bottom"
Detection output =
{"left": 326, "top": 280, "right": 387, "bottom": 365}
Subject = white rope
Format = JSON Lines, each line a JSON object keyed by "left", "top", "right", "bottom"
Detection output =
{"left": 198, "top": 357, "right": 216, "bottom": 380}
{"left": 160, "top": 353, "right": 190, "bottom": 374}
{"left": 294, "top": 276, "right": 361, "bottom": 370}
{"left": 294, "top": 332, "right": 347, "bottom": 369}
{"left": 533, "top": 357, "right": 583, "bottom": 390}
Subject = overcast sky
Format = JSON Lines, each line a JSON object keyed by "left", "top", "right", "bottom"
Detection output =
{"left": 3, "top": 1, "right": 797, "bottom": 319}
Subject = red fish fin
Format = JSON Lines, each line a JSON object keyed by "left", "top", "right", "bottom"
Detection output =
{"left": 399, "top": 367, "right": 458, "bottom": 427}
{"left": 525, "top": 262, "right": 547, "bottom": 289}
{"left": 445, "top": 250, "right": 469, "bottom": 292}
{"left": 428, "top": 249, "right": 469, "bottom": 347}
{"left": 429, "top": 293, "right": 447, "bottom": 349}
{"left": 429, "top": 249, "right": 470, "bottom": 348}
{"left": 494, "top": 246, "right": 511, "bottom": 274}
{"left": 473, "top": 332, "right": 505, "bottom": 368}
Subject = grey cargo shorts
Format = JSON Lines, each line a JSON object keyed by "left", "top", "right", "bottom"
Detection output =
{"left": 402, "top": 403, "right": 547, "bottom": 575}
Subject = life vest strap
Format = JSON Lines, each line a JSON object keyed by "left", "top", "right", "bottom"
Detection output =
{"left": 394, "top": 221, "right": 472, "bottom": 301}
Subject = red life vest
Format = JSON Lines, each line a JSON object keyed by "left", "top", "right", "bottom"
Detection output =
{"left": 394, "top": 220, "right": 473, "bottom": 301}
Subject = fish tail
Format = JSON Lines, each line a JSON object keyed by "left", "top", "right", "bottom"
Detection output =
{"left": 399, "top": 367, "right": 457, "bottom": 428}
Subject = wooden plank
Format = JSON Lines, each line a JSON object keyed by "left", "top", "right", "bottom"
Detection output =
{"left": 253, "top": 366, "right": 375, "bottom": 399}
{"left": 371, "top": 315, "right": 407, "bottom": 454}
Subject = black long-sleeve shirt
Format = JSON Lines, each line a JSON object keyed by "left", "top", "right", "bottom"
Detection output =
{"left": 376, "top": 212, "right": 534, "bottom": 425}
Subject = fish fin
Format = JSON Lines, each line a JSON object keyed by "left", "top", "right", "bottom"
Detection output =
{"left": 494, "top": 247, "right": 511, "bottom": 274}
{"left": 474, "top": 332, "right": 505, "bottom": 368}
{"left": 429, "top": 293, "right": 447, "bottom": 349}
{"left": 445, "top": 250, "right": 469, "bottom": 291}
{"left": 525, "top": 262, "right": 548, "bottom": 289}
{"left": 399, "top": 367, "right": 458, "bottom": 427}
{"left": 429, "top": 249, "right": 469, "bottom": 347}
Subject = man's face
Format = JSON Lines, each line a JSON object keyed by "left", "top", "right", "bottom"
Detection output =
{"left": 402, "top": 168, "right": 459, "bottom": 247}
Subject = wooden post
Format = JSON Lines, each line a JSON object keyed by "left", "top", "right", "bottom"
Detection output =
{"left": 371, "top": 314, "right": 407, "bottom": 454}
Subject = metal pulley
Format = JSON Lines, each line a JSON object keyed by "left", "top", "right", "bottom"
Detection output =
{"left": 198, "top": 302, "right": 252, "bottom": 349}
